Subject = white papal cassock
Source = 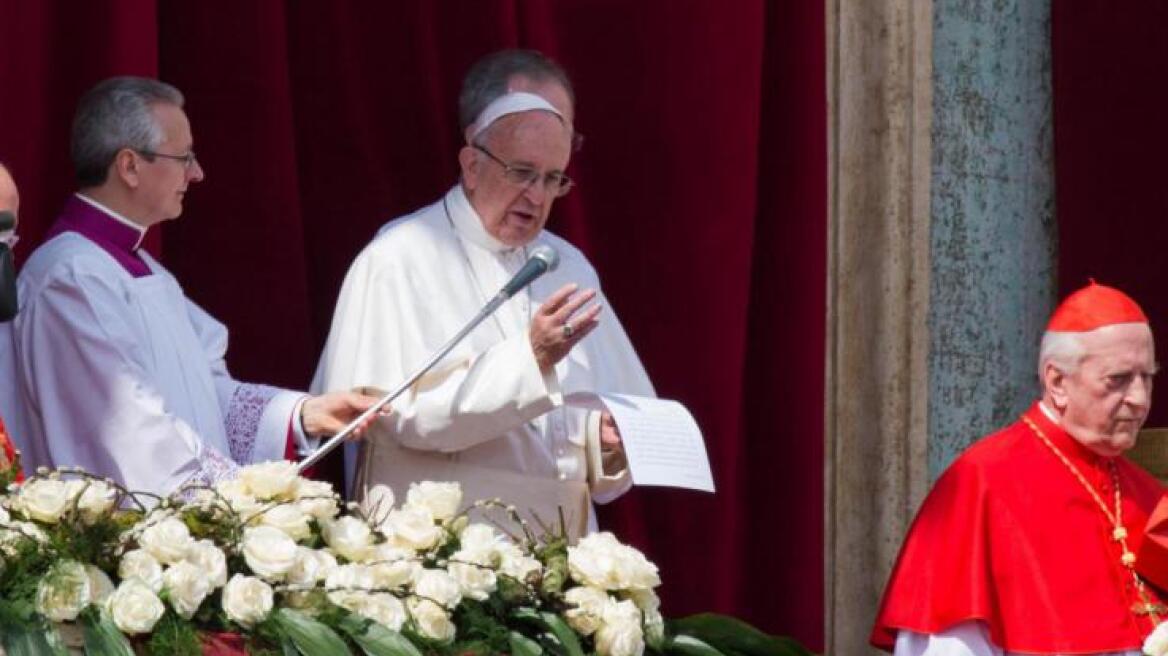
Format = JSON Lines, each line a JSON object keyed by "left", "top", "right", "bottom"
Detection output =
{"left": 312, "top": 185, "right": 655, "bottom": 536}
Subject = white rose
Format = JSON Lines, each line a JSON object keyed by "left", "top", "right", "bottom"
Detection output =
{"left": 288, "top": 547, "right": 338, "bottom": 587}
{"left": 367, "top": 559, "right": 419, "bottom": 591}
{"left": 222, "top": 574, "right": 274, "bottom": 628}
{"left": 412, "top": 568, "right": 462, "bottom": 609}
{"left": 76, "top": 480, "right": 117, "bottom": 523}
{"left": 118, "top": 549, "right": 164, "bottom": 592}
{"left": 569, "top": 532, "right": 660, "bottom": 591}
{"left": 86, "top": 565, "right": 116, "bottom": 605}
{"left": 596, "top": 599, "right": 645, "bottom": 656}
{"left": 215, "top": 479, "right": 263, "bottom": 520}
{"left": 239, "top": 461, "right": 300, "bottom": 499}
{"left": 407, "top": 598, "right": 455, "bottom": 643}
{"left": 447, "top": 562, "right": 496, "bottom": 601}
{"left": 185, "top": 540, "right": 228, "bottom": 589}
{"left": 626, "top": 589, "right": 664, "bottom": 645}
{"left": 404, "top": 481, "right": 462, "bottom": 521}
{"left": 163, "top": 561, "right": 211, "bottom": 619}
{"left": 563, "top": 586, "right": 610, "bottom": 636}
{"left": 36, "top": 560, "right": 91, "bottom": 622}
{"left": 329, "top": 591, "right": 407, "bottom": 631}
{"left": 498, "top": 546, "right": 542, "bottom": 581}
{"left": 0, "top": 504, "right": 10, "bottom": 523}
{"left": 323, "top": 516, "right": 374, "bottom": 561}
{"left": 259, "top": 503, "right": 313, "bottom": 541}
{"left": 139, "top": 517, "right": 194, "bottom": 565}
{"left": 355, "top": 592, "right": 407, "bottom": 631}
{"left": 326, "top": 563, "right": 376, "bottom": 592}
{"left": 106, "top": 579, "right": 165, "bottom": 635}
{"left": 1147, "top": 622, "right": 1168, "bottom": 656}
{"left": 384, "top": 506, "right": 442, "bottom": 551}
{"left": 0, "top": 521, "right": 47, "bottom": 558}
{"left": 459, "top": 524, "right": 502, "bottom": 555}
{"left": 360, "top": 484, "right": 397, "bottom": 528}
{"left": 242, "top": 525, "right": 299, "bottom": 581}
{"left": 17, "top": 478, "right": 76, "bottom": 523}
{"left": 295, "top": 479, "right": 340, "bottom": 520}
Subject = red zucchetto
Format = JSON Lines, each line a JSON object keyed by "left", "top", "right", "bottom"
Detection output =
{"left": 1046, "top": 281, "right": 1148, "bottom": 332}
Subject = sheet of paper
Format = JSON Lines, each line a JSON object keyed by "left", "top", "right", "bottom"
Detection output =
{"left": 568, "top": 392, "right": 715, "bottom": 493}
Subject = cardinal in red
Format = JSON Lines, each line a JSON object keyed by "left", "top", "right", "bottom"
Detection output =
{"left": 873, "top": 282, "right": 1167, "bottom": 655}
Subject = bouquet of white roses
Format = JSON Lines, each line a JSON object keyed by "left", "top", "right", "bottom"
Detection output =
{"left": 0, "top": 462, "right": 810, "bottom": 656}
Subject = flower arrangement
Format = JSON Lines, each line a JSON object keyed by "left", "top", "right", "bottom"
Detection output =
{"left": 0, "top": 462, "right": 810, "bottom": 656}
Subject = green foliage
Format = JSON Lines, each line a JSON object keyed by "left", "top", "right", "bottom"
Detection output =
{"left": 509, "top": 630, "right": 544, "bottom": 656}
{"left": 79, "top": 606, "right": 135, "bottom": 656}
{"left": 451, "top": 599, "right": 511, "bottom": 652}
{"left": 336, "top": 611, "right": 423, "bottom": 656}
{"left": 668, "top": 614, "right": 814, "bottom": 656}
{"left": 272, "top": 607, "right": 353, "bottom": 656}
{"left": 512, "top": 608, "right": 585, "bottom": 656}
{"left": 143, "top": 610, "right": 202, "bottom": 656}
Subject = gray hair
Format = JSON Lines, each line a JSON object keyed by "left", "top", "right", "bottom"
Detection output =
{"left": 458, "top": 49, "right": 574, "bottom": 133}
{"left": 71, "top": 77, "right": 184, "bottom": 188}
{"left": 1038, "top": 330, "right": 1088, "bottom": 382}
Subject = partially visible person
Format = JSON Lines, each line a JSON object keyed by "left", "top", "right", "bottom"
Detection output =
{"left": 0, "top": 162, "right": 22, "bottom": 482}
{"left": 312, "top": 50, "right": 654, "bottom": 537}
{"left": 872, "top": 282, "right": 1166, "bottom": 655}
{"left": 0, "top": 77, "right": 378, "bottom": 495}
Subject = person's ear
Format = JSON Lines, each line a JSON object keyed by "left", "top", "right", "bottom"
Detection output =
{"left": 458, "top": 146, "right": 480, "bottom": 192}
{"left": 1044, "top": 362, "right": 1071, "bottom": 411}
{"left": 112, "top": 149, "right": 141, "bottom": 189}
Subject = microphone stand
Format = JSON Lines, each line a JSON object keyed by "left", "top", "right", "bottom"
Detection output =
{"left": 296, "top": 289, "right": 514, "bottom": 473}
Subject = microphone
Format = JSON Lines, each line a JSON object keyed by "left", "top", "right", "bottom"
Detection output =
{"left": 500, "top": 245, "right": 559, "bottom": 299}
{"left": 298, "top": 244, "right": 560, "bottom": 472}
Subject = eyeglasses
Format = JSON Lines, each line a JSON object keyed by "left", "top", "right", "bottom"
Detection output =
{"left": 473, "top": 144, "right": 574, "bottom": 197}
{"left": 135, "top": 149, "right": 199, "bottom": 170}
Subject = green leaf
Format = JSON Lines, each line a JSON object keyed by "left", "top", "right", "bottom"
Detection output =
{"left": 336, "top": 613, "right": 423, "bottom": 656}
{"left": 1, "top": 626, "right": 68, "bottom": 656}
{"left": 80, "top": 608, "right": 135, "bottom": 656}
{"left": 508, "top": 630, "right": 544, "bottom": 656}
{"left": 512, "top": 608, "right": 586, "bottom": 656}
{"left": 669, "top": 614, "right": 813, "bottom": 656}
{"left": 666, "top": 635, "right": 726, "bottom": 656}
{"left": 272, "top": 608, "right": 354, "bottom": 656}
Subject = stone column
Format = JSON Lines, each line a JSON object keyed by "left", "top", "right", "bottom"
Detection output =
{"left": 826, "top": 1, "right": 1054, "bottom": 653}
{"left": 825, "top": 1, "right": 933, "bottom": 653}
{"left": 927, "top": 0, "right": 1056, "bottom": 477}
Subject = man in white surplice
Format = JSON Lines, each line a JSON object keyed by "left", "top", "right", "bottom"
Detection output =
{"left": 0, "top": 77, "right": 378, "bottom": 495}
{"left": 312, "top": 50, "right": 654, "bottom": 537}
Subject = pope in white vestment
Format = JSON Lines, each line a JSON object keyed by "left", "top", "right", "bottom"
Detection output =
{"left": 313, "top": 182, "right": 655, "bottom": 536}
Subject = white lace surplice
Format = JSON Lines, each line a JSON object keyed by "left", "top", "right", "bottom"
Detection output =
{"left": 2, "top": 232, "right": 299, "bottom": 494}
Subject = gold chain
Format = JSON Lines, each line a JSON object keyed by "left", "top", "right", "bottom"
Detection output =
{"left": 1023, "top": 416, "right": 1164, "bottom": 625}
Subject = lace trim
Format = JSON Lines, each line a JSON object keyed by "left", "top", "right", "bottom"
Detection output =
{"left": 223, "top": 383, "right": 281, "bottom": 464}
{"left": 186, "top": 446, "right": 239, "bottom": 489}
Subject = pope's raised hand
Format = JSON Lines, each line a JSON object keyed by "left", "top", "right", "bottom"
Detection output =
{"left": 530, "top": 283, "right": 602, "bottom": 372}
{"left": 300, "top": 391, "right": 383, "bottom": 439}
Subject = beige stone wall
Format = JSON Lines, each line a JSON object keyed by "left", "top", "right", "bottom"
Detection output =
{"left": 824, "top": 0, "right": 934, "bottom": 653}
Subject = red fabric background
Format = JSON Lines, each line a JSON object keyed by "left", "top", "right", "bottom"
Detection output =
{"left": 0, "top": 2, "right": 825, "bottom": 647}
{"left": 1053, "top": 2, "right": 1168, "bottom": 426}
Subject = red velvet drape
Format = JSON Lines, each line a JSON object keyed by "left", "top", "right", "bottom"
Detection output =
{"left": 1053, "top": 2, "right": 1168, "bottom": 426}
{"left": 0, "top": 2, "right": 825, "bottom": 647}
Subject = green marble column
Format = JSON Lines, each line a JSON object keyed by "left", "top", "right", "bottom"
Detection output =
{"left": 927, "top": 0, "right": 1056, "bottom": 478}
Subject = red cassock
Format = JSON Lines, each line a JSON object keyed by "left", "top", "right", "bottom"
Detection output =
{"left": 871, "top": 403, "right": 1167, "bottom": 653}
{"left": 0, "top": 415, "right": 21, "bottom": 482}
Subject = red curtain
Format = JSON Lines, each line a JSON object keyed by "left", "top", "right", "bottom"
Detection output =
{"left": 1053, "top": 2, "right": 1168, "bottom": 426}
{"left": 0, "top": 1, "right": 825, "bottom": 647}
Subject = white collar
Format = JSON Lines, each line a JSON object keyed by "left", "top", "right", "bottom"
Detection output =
{"left": 74, "top": 193, "right": 148, "bottom": 250}
{"left": 1038, "top": 401, "right": 1059, "bottom": 424}
{"left": 446, "top": 184, "right": 525, "bottom": 256}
